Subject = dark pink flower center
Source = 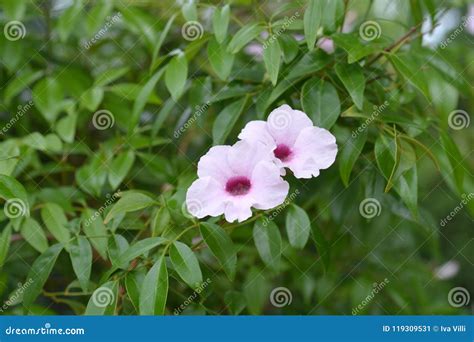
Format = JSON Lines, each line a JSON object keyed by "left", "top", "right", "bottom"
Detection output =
{"left": 274, "top": 144, "right": 292, "bottom": 162}
{"left": 225, "top": 176, "right": 251, "bottom": 196}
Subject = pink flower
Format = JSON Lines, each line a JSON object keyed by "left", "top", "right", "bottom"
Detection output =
{"left": 238, "top": 105, "right": 338, "bottom": 178}
{"left": 186, "top": 140, "right": 289, "bottom": 222}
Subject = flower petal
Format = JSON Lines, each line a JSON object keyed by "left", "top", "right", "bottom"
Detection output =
{"left": 266, "top": 105, "right": 313, "bottom": 146}
{"left": 238, "top": 120, "right": 275, "bottom": 148}
{"left": 250, "top": 161, "right": 289, "bottom": 209}
{"left": 227, "top": 140, "right": 274, "bottom": 177}
{"left": 287, "top": 126, "right": 338, "bottom": 178}
{"left": 186, "top": 177, "right": 226, "bottom": 218}
{"left": 223, "top": 198, "right": 254, "bottom": 223}
{"left": 197, "top": 145, "right": 233, "bottom": 185}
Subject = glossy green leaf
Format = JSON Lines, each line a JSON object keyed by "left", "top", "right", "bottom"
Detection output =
{"left": 69, "top": 236, "right": 92, "bottom": 291}
{"left": 139, "top": 256, "right": 168, "bottom": 315}
{"left": 208, "top": 38, "right": 235, "bottom": 81}
{"left": 339, "top": 130, "right": 368, "bottom": 187}
{"left": 212, "top": 97, "right": 247, "bottom": 144}
{"left": 253, "top": 219, "right": 281, "bottom": 270}
{"left": 263, "top": 38, "right": 281, "bottom": 86}
{"left": 285, "top": 204, "right": 311, "bottom": 249}
{"left": 301, "top": 78, "right": 340, "bottom": 129}
{"left": 20, "top": 218, "right": 48, "bottom": 253}
{"left": 213, "top": 4, "right": 230, "bottom": 43}
{"left": 104, "top": 192, "right": 156, "bottom": 224}
{"left": 108, "top": 150, "right": 135, "bottom": 189}
{"left": 23, "top": 244, "right": 63, "bottom": 309}
{"left": 228, "top": 23, "right": 263, "bottom": 54}
{"left": 82, "top": 208, "right": 108, "bottom": 260}
{"left": 165, "top": 53, "right": 188, "bottom": 101}
{"left": 118, "top": 237, "right": 167, "bottom": 266}
{"left": 304, "top": 0, "right": 323, "bottom": 50}
{"left": 200, "top": 223, "right": 237, "bottom": 280}
{"left": 32, "top": 77, "right": 64, "bottom": 122}
{"left": 0, "top": 226, "right": 12, "bottom": 270}
{"left": 41, "top": 203, "right": 71, "bottom": 245}
{"left": 335, "top": 63, "right": 365, "bottom": 110}
{"left": 170, "top": 241, "right": 203, "bottom": 288}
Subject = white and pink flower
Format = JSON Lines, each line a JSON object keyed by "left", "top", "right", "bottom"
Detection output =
{"left": 186, "top": 140, "right": 289, "bottom": 222}
{"left": 238, "top": 105, "right": 338, "bottom": 178}
{"left": 186, "top": 104, "right": 338, "bottom": 222}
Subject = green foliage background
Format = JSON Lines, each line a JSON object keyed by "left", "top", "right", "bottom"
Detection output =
{"left": 0, "top": 0, "right": 472, "bottom": 315}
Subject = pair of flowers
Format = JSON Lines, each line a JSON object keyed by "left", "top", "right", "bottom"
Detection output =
{"left": 186, "top": 105, "right": 338, "bottom": 222}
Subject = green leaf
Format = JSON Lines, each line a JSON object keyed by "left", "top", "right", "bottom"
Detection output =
{"left": 108, "top": 150, "right": 135, "bottom": 189}
{"left": 23, "top": 243, "right": 63, "bottom": 309}
{"left": 20, "top": 218, "right": 48, "bottom": 253}
{"left": 170, "top": 241, "right": 203, "bottom": 288}
{"left": 301, "top": 78, "right": 340, "bottom": 129}
{"left": 332, "top": 33, "right": 385, "bottom": 63}
{"left": 213, "top": 4, "right": 230, "bottom": 44}
{"left": 104, "top": 192, "right": 156, "bottom": 224}
{"left": 129, "top": 67, "right": 165, "bottom": 133}
{"left": 253, "top": 219, "right": 282, "bottom": 270}
{"left": 304, "top": 0, "right": 323, "bottom": 50}
{"left": 94, "top": 67, "right": 129, "bottom": 87}
{"left": 0, "top": 226, "right": 12, "bottom": 270}
{"left": 243, "top": 268, "right": 268, "bottom": 315}
{"left": 86, "top": 0, "right": 113, "bottom": 36}
{"left": 118, "top": 237, "right": 167, "bottom": 266}
{"left": 69, "top": 236, "right": 92, "bottom": 292}
{"left": 0, "top": 174, "right": 30, "bottom": 217}
{"left": 389, "top": 53, "right": 430, "bottom": 99}
{"left": 262, "top": 38, "right": 281, "bottom": 86}
{"left": 182, "top": 1, "right": 197, "bottom": 21}
{"left": 32, "top": 77, "right": 64, "bottom": 122}
{"left": 310, "top": 223, "right": 330, "bottom": 271}
{"left": 82, "top": 208, "right": 108, "bottom": 260}
{"left": 80, "top": 87, "right": 104, "bottom": 112}
{"left": 56, "top": 113, "right": 77, "bottom": 143}
{"left": 335, "top": 63, "right": 365, "bottom": 110}
{"left": 200, "top": 223, "right": 237, "bottom": 280}
{"left": 41, "top": 203, "right": 71, "bottom": 245}
{"left": 227, "top": 23, "right": 263, "bottom": 54}
{"left": 165, "top": 53, "right": 188, "bottom": 101}
{"left": 85, "top": 280, "right": 119, "bottom": 315}
{"left": 285, "top": 204, "right": 311, "bottom": 249}
{"left": 208, "top": 38, "right": 234, "bottom": 81}
{"left": 339, "top": 130, "right": 368, "bottom": 187}
{"left": 57, "top": 1, "right": 83, "bottom": 42}
{"left": 151, "top": 15, "right": 176, "bottom": 70}
{"left": 440, "top": 132, "right": 465, "bottom": 194}
{"left": 212, "top": 97, "right": 247, "bottom": 144}
{"left": 279, "top": 34, "right": 299, "bottom": 64}
{"left": 125, "top": 272, "right": 141, "bottom": 312}
{"left": 4, "top": 70, "right": 43, "bottom": 105}
{"left": 139, "top": 256, "right": 168, "bottom": 315}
